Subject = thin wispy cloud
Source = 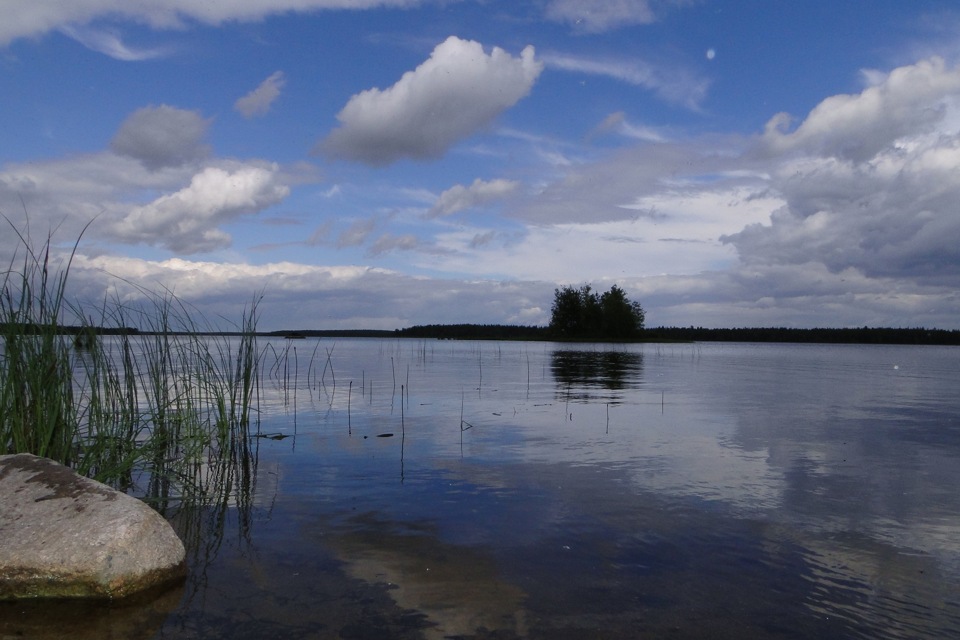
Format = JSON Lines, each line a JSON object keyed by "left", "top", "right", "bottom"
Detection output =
{"left": 368, "top": 232, "right": 421, "bottom": 255}
{"left": 235, "top": 71, "right": 287, "bottom": 119}
{"left": 0, "top": 0, "right": 430, "bottom": 46}
{"left": 543, "top": 0, "right": 656, "bottom": 33}
{"left": 58, "top": 25, "right": 170, "bottom": 60}
{"left": 587, "top": 112, "right": 668, "bottom": 142}
{"left": 337, "top": 217, "right": 379, "bottom": 248}
{"left": 542, "top": 52, "right": 709, "bottom": 109}
{"left": 428, "top": 178, "right": 521, "bottom": 217}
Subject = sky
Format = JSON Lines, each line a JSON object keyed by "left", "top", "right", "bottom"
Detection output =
{"left": 3, "top": 0, "right": 960, "bottom": 331}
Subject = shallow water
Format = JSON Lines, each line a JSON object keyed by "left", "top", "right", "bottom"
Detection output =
{"left": 4, "top": 339, "right": 960, "bottom": 639}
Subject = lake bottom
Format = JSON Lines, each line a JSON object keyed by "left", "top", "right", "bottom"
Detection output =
{"left": 131, "top": 455, "right": 955, "bottom": 639}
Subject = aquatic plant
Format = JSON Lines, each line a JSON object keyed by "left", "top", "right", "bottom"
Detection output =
{"left": 0, "top": 222, "right": 262, "bottom": 512}
{"left": 0, "top": 226, "right": 82, "bottom": 465}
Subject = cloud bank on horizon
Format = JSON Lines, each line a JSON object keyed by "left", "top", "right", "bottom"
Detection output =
{"left": 2, "top": 0, "right": 960, "bottom": 330}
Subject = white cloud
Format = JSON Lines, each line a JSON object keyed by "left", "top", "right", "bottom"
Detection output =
{"left": 0, "top": 146, "right": 301, "bottom": 265}
{"left": 58, "top": 24, "right": 170, "bottom": 60}
{"left": 0, "top": 0, "right": 428, "bottom": 47}
{"left": 65, "top": 253, "right": 553, "bottom": 330}
{"left": 368, "top": 233, "right": 421, "bottom": 255}
{"left": 761, "top": 57, "right": 960, "bottom": 162}
{"left": 235, "top": 71, "right": 287, "bottom": 118}
{"left": 632, "top": 264, "right": 960, "bottom": 329}
{"left": 110, "top": 105, "right": 211, "bottom": 170}
{"left": 587, "top": 111, "right": 667, "bottom": 142}
{"left": 318, "top": 36, "right": 543, "bottom": 165}
{"left": 428, "top": 178, "right": 521, "bottom": 217}
{"left": 110, "top": 164, "right": 290, "bottom": 253}
{"left": 431, "top": 55, "right": 960, "bottom": 328}
{"left": 8, "top": 3, "right": 960, "bottom": 332}
{"left": 730, "top": 56, "right": 960, "bottom": 287}
{"left": 544, "top": 0, "right": 656, "bottom": 33}
{"left": 0, "top": 151, "right": 188, "bottom": 254}
{"left": 491, "top": 55, "right": 960, "bottom": 319}
{"left": 542, "top": 52, "right": 708, "bottom": 109}
{"left": 511, "top": 136, "right": 759, "bottom": 225}
{"left": 337, "top": 217, "right": 379, "bottom": 248}
{"left": 426, "top": 215, "right": 738, "bottom": 283}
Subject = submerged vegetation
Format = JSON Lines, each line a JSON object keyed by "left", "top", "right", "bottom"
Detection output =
{"left": 0, "top": 225, "right": 262, "bottom": 513}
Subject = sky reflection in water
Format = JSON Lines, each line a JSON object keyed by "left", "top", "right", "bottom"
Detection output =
{"left": 253, "top": 341, "right": 960, "bottom": 637}
{"left": 7, "top": 339, "right": 958, "bottom": 639}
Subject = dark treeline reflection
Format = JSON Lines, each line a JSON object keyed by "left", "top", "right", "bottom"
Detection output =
{"left": 551, "top": 350, "right": 643, "bottom": 403}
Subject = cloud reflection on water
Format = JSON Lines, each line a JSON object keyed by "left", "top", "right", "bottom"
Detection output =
{"left": 165, "top": 338, "right": 960, "bottom": 638}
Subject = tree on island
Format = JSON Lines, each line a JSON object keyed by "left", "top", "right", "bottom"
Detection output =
{"left": 549, "top": 284, "right": 645, "bottom": 340}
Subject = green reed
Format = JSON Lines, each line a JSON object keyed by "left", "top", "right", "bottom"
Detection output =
{"left": 1, "top": 227, "right": 81, "bottom": 464}
{"left": 1, "top": 225, "right": 262, "bottom": 513}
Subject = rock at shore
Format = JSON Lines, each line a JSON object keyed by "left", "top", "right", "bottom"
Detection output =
{"left": 0, "top": 453, "right": 186, "bottom": 600}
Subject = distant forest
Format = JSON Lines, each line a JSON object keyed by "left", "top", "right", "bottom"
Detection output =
{"left": 9, "top": 323, "right": 959, "bottom": 345}
{"left": 641, "top": 326, "right": 960, "bottom": 345}
{"left": 283, "top": 324, "right": 960, "bottom": 345}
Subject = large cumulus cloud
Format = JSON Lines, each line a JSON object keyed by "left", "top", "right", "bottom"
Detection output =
{"left": 761, "top": 58, "right": 960, "bottom": 162}
{"left": 726, "top": 56, "right": 960, "bottom": 287}
{"left": 110, "top": 163, "right": 290, "bottom": 253}
{"left": 318, "top": 36, "right": 543, "bottom": 165}
{"left": 1, "top": 104, "right": 294, "bottom": 259}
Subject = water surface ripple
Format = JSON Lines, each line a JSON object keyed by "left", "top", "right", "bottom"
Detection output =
{"left": 4, "top": 339, "right": 958, "bottom": 639}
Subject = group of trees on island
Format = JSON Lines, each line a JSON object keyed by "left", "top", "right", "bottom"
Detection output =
{"left": 390, "top": 284, "right": 647, "bottom": 341}
{"left": 548, "top": 284, "right": 645, "bottom": 340}
{"left": 274, "top": 322, "right": 960, "bottom": 345}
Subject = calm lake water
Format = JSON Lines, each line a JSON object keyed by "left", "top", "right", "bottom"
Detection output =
{"left": 4, "top": 339, "right": 960, "bottom": 639}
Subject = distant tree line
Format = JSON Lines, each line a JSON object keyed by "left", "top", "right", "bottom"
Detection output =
{"left": 395, "top": 324, "right": 960, "bottom": 345}
{"left": 396, "top": 324, "right": 545, "bottom": 340}
{"left": 265, "top": 329, "right": 394, "bottom": 339}
{"left": 291, "top": 323, "right": 958, "bottom": 345}
{"left": 643, "top": 326, "right": 960, "bottom": 345}
{"left": 549, "top": 284, "right": 645, "bottom": 341}
{"left": 0, "top": 323, "right": 139, "bottom": 336}
{"left": 23, "top": 317, "right": 957, "bottom": 346}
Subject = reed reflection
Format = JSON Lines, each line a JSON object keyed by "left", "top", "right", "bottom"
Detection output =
{"left": 550, "top": 349, "right": 643, "bottom": 404}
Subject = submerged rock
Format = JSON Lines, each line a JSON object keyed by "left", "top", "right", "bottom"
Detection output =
{"left": 0, "top": 454, "right": 186, "bottom": 600}
{"left": 0, "top": 581, "right": 184, "bottom": 640}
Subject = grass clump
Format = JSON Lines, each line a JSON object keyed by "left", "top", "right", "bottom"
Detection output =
{"left": 0, "top": 223, "right": 262, "bottom": 511}
{"left": 1, "top": 228, "right": 81, "bottom": 464}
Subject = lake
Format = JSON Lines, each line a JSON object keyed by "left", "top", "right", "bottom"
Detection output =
{"left": 4, "top": 339, "right": 960, "bottom": 639}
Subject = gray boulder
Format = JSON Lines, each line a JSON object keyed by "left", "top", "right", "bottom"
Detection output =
{"left": 0, "top": 453, "right": 186, "bottom": 599}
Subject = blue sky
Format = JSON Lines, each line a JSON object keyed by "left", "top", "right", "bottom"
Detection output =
{"left": 3, "top": 0, "right": 960, "bottom": 330}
